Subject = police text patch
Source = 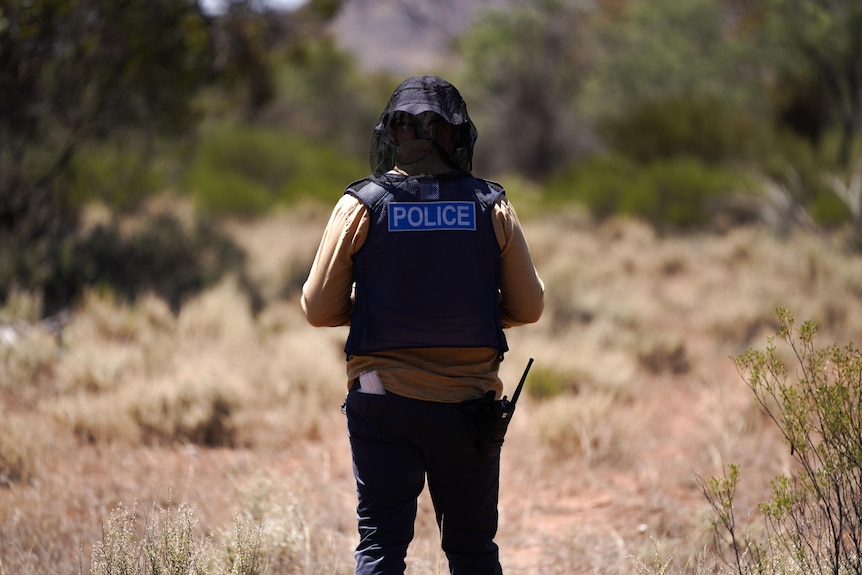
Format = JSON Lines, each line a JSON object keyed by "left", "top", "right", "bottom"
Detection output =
{"left": 388, "top": 201, "right": 476, "bottom": 231}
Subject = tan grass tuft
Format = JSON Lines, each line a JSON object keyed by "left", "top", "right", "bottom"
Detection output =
{"left": 223, "top": 207, "right": 329, "bottom": 304}
{"left": 58, "top": 291, "right": 176, "bottom": 392}
{"left": 47, "top": 389, "right": 139, "bottom": 444}
{"left": 637, "top": 338, "right": 690, "bottom": 375}
{"left": 0, "top": 414, "right": 40, "bottom": 486}
{"left": 0, "top": 327, "right": 57, "bottom": 392}
{"left": 533, "top": 392, "right": 621, "bottom": 465}
{"left": 0, "top": 287, "right": 43, "bottom": 323}
{"left": 177, "top": 276, "right": 255, "bottom": 344}
{"left": 130, "top": 378, "right": 239, "bottom": 447}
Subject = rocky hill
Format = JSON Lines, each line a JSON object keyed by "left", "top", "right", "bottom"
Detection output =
{"left": 328, "top": 0, "right": 517, "bottom": 73}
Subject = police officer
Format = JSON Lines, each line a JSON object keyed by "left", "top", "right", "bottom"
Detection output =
{"left": 302, "top": 75, "right": 544, "bottom": 575}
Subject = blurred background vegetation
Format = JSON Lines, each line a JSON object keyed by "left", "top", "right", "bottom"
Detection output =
{"left": 1, "top": 0, "right": 861, "bottom": 318}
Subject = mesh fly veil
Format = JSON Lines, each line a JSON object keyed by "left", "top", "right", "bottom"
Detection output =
{"left": 370, "top": 75, "right": 478, "bottom": 176}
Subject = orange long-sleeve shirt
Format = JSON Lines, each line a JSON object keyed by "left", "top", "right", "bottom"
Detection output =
{"left": 302, "top": 183, "right": 544, "bottom": 403}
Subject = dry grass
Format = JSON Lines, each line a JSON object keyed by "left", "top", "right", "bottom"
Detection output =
{"left": 2, "top": 205, "right": 861, "bottom": 574}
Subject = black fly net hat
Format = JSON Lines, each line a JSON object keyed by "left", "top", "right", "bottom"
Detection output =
{"left": 370, "top": 75, "right": 478, "bottom": 176}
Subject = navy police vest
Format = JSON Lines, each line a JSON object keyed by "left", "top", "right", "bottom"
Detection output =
{"left": 344, "top": 174, "right": 508, "bottom": 357}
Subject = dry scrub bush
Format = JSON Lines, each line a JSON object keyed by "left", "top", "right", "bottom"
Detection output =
{"left": 142, "top": 502, "right": 208, "bottom": 575}
{"left": 130, "top": 379, "right": 239, "bottom": 447}
{"left": 226, "top": 472, "right": 357, "bottom": 575}
{"left": 176, "top": 277, "right": 255, "bottom": 344}
{"left": 221, "top": 210, "right": 353, "bottom": 438}
{"left": 74, "top": 290, "right": 166, "bottom": 342}
{"left": 1, "top": 289, "right": 55, "bottom": 395}
{"left": 91, "top": 501, "right": 243, "bottom": 575}
{"left": 58, "top": 291, "right": 176, "bottom": 393}
{"left": 48, "top": 389, "right": 141, "bottom": 444}
{"left": 222, "top": 206, "right": 329, "bottom": 305}
{"left": 49, "top": 297, "right": 247, "bottom": 446}
{"left": 695, "top": 227, "right": 862, "bottom": 346}
{"left": 230, "top": 480, "right": 312, "bottom": 575}
{"left": 41, "top": 285, "right": 241, "bottom": 445}
{"left": 0, "top": 287, "right": 43, "bottom": 323}
{"left": 248, "top": 306, "right": 351, "bottom": 441}
{"left": 91, "top": 502, "right": 141, "bottom": 575}
{"left": 636, "top": 337, "right": 691, "bottom": 376}
{"left": 522, "top": 216, "right": 862, "bottom": 403}
{"left": 516, "top": 217, "right": 679, "bottom": 398}
{"left": 43, "top": 272, "right": 348, "bottom": 448}
{"left": 521, "top": 363, "right": 629, "bottom": 465}
{"left": 53, "top": 286, "right": 183, "bottom": 436}
{"left": 90, "top": 481, "right": 352, "bottom": 575}
{"left": 59, "top": 341, "right": 147, "bottom": 394}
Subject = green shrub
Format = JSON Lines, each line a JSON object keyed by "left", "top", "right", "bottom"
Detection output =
{"left": 0, "top": 232, "right": 70, "bottom": 316}
{"left": 1, "top": 209, "right": 246, "bottom": 316}
{"left": 546, "top": 155, "right": 753, "bottom": 231}
{"left": 757, "top": 129, "right": 843, "bottom": 224}
{"left": 524, "top": 366, "right": 577, "bottom": 401}
{"left": 808, "top": 187, "right": 852, "bottom": 227}
{"left": 599, "top": 96, "right": 768, "bottom": 166}
{"left": 594, "top": 95, "right": 856, "bottom": 232}
{"left": 699, "top": 308, "right": 862, "bottom": 575}
{"left": 626, "top": 159, "right": 744, "bottom": 229}
{"left": 69, "top": 139, "right": 166, "bottom": 212}
{"left": 184, "top": 126, "right": 364, "bottom": 215}
{"left": 544, "top": 155, "right": 634, "bottom": 219}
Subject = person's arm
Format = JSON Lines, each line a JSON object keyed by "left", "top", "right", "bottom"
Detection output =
{"left": 301, "top": 195, "right": 368, "bottom": 327}
{"left": 493, "top": 197, "right": 544, "bottom": 327}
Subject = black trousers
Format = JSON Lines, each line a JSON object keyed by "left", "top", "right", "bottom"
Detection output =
{"left": 344, "top": 386, "right": 504, "bottom": 575}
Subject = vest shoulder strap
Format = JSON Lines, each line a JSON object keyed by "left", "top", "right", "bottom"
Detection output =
{"left": 347, "top": 175, "right": 505, "bottom": 207}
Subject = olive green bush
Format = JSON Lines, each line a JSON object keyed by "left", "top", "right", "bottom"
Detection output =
{"left": 1, "top": 207, "right": 247, "bottom": 317}
{"left": 70, "top": 214, "right": 246, "bottom": 312}
{"left": 69, "top": 138, "right": 168, "bottom": 213}
{"left": 599, "top": 96, "right": 768, "bottom": 166}
{"left": 545, "top": 155, "right": 752, "bottom": 231}
{"left": 523, "top": 365, "right": 578, "bottom": 401}
{"left": 571, "top": 93, "right": 853, "bottom": 234}
{"left": 183, "top": 126, "right": 365, "bottom": 216}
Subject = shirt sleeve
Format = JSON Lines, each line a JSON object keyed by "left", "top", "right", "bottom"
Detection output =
{"left": 301, "top": 194, "right": 368, "bottom": 327}
{"left": 493, "top": 197, "right": 545, "bottom": 327}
